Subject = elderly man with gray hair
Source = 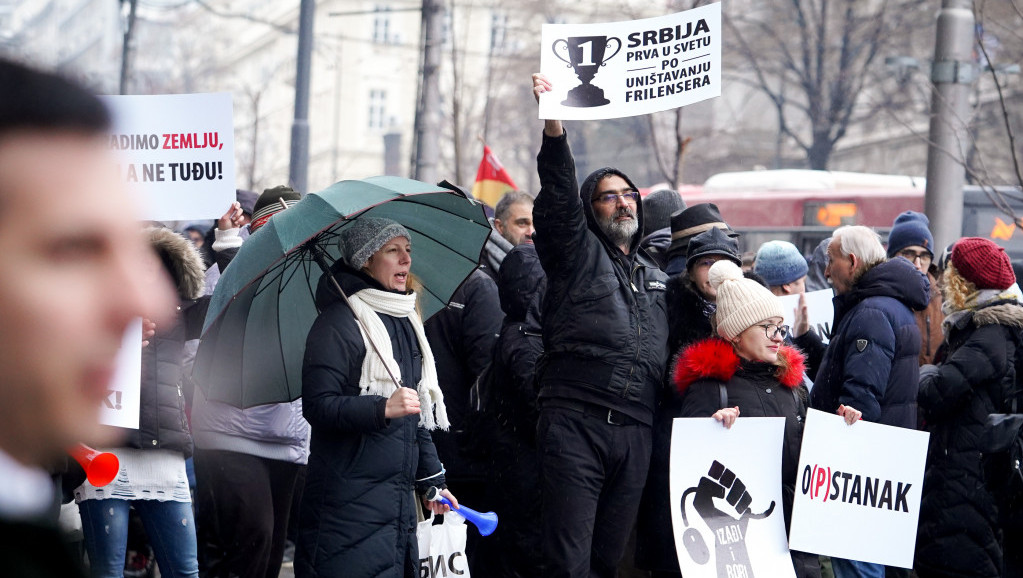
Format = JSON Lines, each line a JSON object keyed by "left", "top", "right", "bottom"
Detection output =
{"left": 809, "top": 225, "right": 930, "bottom": 578}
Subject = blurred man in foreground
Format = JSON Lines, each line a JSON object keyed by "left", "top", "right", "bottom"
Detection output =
{"left": 0, "top": 59, "right": 174, "bottom": 575}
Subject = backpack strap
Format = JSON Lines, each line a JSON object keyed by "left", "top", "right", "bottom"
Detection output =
{"left": 719, "top": 382, "right": 728, "bottom": 409}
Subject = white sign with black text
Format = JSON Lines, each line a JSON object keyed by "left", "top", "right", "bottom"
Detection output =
{"left": 100, "top": 92, "right": 235, "bottom": 221}
{"left": 788, "top": 409, "right": 930, "bottom": 568}
{"left": 539, "top": 3, "right": 721, "bottom": 120}
{"left": 778, "top": 289, "right": 835, "bottom": 344}
{"left": 670, "top": 417, "right": 796, "bottom": 578}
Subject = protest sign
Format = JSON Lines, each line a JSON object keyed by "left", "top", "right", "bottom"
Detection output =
{"left": 789, "top": 409, "right": 929, "bottom": 568}
{"left": 539, "top": 3, "right": 721, "bottom": 120}
{"left": 778, "top": 288, "right": 835, "bottom": 344}
{"left": 670, "top": 417, "right": 796, "bottom": 578}
{"left": 99, "top": 319, "right": 142, "bottom": 430}
{"left": 100, "top": 93, "right": 235, "bottom": 222}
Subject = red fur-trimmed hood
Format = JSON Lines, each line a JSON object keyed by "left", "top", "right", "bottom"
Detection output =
{"left": 673, "top": 337, "right": 806, "bottom": 394}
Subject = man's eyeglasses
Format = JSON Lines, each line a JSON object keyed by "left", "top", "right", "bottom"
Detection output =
{"left": 756, "top": 323, "right": 790, "bottom": 340}
{"left": 896, "top": 249, "right": 932, "bottom": 265}
{"left": 591, "top": 190, "right": 640, "bottom": 206}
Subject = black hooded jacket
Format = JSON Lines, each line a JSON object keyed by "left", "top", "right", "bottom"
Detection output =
{"left": 532, "top": 130, "right": 670, "bottom": 425}
{"left": 491, "top": 245, "right": 547, "bottom": 443}
{"left": 810, "top": 258, "right": 929, "bottom": 428}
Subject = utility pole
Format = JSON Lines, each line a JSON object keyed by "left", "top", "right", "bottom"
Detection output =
{"left": 119, "top": 0, "right": 138, "bottom": 95}
{"left": 923, "top": 0, "right": 975, "bottom": 250}
{"left": 412, "top": 0, "right": 442, "bottom": 184}
{"left": 289, "top": 0, "right": 315, "bottom": 195}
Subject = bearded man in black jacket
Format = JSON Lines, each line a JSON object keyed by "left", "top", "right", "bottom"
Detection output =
{"left": 531, "top": 73, "right": 670, "bottom": 578}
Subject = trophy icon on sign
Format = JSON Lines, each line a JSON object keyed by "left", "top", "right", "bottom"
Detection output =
{"left": 552, "top": 36, "right": 622, "bottom": 107}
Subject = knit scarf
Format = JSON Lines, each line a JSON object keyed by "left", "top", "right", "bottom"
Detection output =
{"left": 347, "top": 288, "right": 449, "bottom": 431}
{"left": 942, "top": 283, "right": 1023, "bottom": 333}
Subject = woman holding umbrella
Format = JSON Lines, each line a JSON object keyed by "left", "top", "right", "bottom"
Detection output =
{"left": 295, "top": 217, "right": 458, "bottom": 578}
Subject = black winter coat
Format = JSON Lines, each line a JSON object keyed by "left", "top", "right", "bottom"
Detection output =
{"left": 487, "top": 245, "right": 546, "bottom": 578}
{"left": 533, "top": 130, "right": 670, "bottom": 424}
{"left": 296, "top": 266, "right": 446, "bottom": 578}
{"left": 811, "top": 258, "right": 929, "bottom": 427}
{"left": 128, "top": 298, "right": 206, "bottom": 457}
{"left": 490, "top": 245, "right": 547, "bottom": 446}
{"left": 635, "top": 272, "right": 714, "bottom": 572}
{"left": 915, "top": 300, "right": 1023, "bottom": 578}
{"left": 119, "top": 227, "right": 208, "bottom": 457}
{"left": 424, "top": 268, "right": 502, "bottom": 481}
{"left": 674, "top": 338, "right": 819, "bottom": 578}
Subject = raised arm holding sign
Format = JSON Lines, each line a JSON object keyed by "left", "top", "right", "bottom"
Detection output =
{"left": 530, "top": 70, "right": 672, "bottom": 578}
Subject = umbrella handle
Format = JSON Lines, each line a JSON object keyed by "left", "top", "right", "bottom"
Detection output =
{"left": 309, "top": 245, "right": 405, "bottom": 392}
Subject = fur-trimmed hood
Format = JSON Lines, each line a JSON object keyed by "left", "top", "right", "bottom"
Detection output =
{"left": 972, "top": 301, "right": 1023, "bottom": 328}
{"left": 673, "top": 337, "right": 806, "bottom": 394}
{"left": 147, "top": 226, "right": 206, "bottom": 300}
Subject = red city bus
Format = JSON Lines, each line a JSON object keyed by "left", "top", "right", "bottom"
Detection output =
{"left": 652, "top": 170, "right": 1023, "bottom": 260}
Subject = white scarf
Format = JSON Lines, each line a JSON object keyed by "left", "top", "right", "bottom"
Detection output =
{"left": 347, "top": 288, "right": 449, "bottom": 430}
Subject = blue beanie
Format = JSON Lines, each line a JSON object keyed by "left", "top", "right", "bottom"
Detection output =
{"left": 886, "top": 211, "right": 934, "bottom": 258}
{"left": 753, "top": 241, "right": 808, "bottom": 287}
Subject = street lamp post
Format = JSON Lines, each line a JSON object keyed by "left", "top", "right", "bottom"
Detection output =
{"left": 412, "top": 0, "right": 441, "bottom": 184}
{"left": 923, "top": 0, "right": 975, "bottom": 250}
{"left": 289, "top": 0, "right": 315, "bottom": 195}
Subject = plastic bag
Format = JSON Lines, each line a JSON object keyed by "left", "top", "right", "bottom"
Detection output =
{"left": 417, "top": 512, "right": 471, "bottom": 578}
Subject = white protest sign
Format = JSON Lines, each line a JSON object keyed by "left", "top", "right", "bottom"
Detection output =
{"left": 778, "top": 289, "right": 835, "bottom": 344}
{"left": 789, "top": 409, "right": 929, "bottom": 568}
{"left": 100, "top": 93, "right": 235, "bottom": 222}
{"left": 539, "top": 3, "right": 721, "bottom": 120}
{"left": 670, "top": 417, "right": 795, "bottom": 578}
{"left": 99, "top": 319, "right": 142, "bottom": 430}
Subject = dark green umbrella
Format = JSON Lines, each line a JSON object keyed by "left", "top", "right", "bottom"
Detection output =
{"left": 193, "top": 176, "right": 491, "bottom": 408}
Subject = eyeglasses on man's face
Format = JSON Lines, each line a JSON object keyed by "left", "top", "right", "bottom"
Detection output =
{"left": 897, "top": 249, "right": 932, "bottom": 264}
{"left": 591, "top": 190, "right": 640, "bottom": 206}
{"left": 756, "top": 323, "right": 790, "bottom": 340}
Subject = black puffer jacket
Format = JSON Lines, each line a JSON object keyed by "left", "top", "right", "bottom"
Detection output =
{"left": 120, "top": 228, "right": 207, "bottom": 456}
{"left": 635, "top": 272, "right": 713, "bottom": 572}
{"left": 915, "top": 300, "right": 1023, "bottom": 578}
{"left": 533, "top": 130, "right": 670, "bottom": 424}
{"left": 674, "top": 339, "right": 819, "bottom": 578}
{"left": 296, "top": 264, "right": 446, "bottom": 578}
{"left": 424, "top": 268, "right": 501, "bottom": 481}
{"left": 811, "top": 258, "right": 929, "bottom": 427}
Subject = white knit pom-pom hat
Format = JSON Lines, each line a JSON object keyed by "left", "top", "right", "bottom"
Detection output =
{"left": 709, "top": 260, "right": 785, "bottom": 340}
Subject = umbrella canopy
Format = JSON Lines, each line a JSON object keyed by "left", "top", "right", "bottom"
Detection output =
{"left": 193, "top": 176, "right": 491, "bottom": 408}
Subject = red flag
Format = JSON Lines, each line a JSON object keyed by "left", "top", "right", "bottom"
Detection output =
{"left": 471, "top": 144, "right": 518, "bottom": 207}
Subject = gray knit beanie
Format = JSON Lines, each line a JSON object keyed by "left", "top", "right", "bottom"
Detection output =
{"left": 710, "top": 260, "right": 784, "bottom": 340}
{"left": 753, "top": 240, "right": 809, "bottom": 287}
{"left": 339, "top": 217, "right": 411, "bottom": 270}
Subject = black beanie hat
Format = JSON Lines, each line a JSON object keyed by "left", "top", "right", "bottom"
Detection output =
{"left": 642, "top": 189, "right": 686, "bottom": 237}
{"left": 250, "top": 185, "right": 301, "bottom": 232}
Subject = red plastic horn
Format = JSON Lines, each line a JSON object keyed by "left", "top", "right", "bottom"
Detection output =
{"left": 70, "top": 444, "right": 119, "bottom": 487}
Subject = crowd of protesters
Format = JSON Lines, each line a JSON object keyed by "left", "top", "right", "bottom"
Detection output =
{"left": 2, "top": 60, "right": 1022, "bottom": 578}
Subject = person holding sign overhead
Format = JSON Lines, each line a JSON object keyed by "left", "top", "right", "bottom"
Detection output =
{"left": 532, "top": 73, "right": 671, "bottom": 578}
{"left": 673, "top": 259, "right": 862, "bottom": 578}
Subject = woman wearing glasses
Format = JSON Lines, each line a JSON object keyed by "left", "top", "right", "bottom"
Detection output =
{"left": 673, "top": 259, "right": 862, "bottom": 578}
